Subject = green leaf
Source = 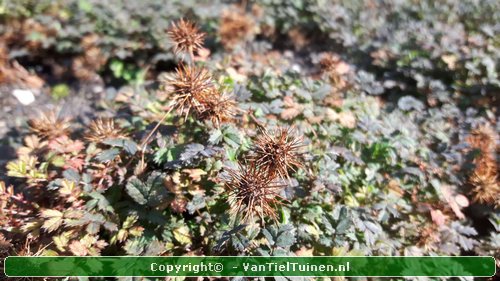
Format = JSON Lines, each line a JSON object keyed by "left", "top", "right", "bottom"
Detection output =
{"left": 145, "top": 172, "right": 169, "bottom": 207}
{"left": 125, "top": 177, "right": 148, "bottom": 205}
{"left": 153, "top": 147, "right": 169, "bottom": 164}
{"left": 275, "top": 224, "right": 296, "bottom": 248}
{"left": 110, "top": 60, "right": 124, "bottom": 78}
{"left": 262, "top": 228, "right": 274, "bottom": 245}
{"left": 88, "top": 192, "right": 112, "bottom": 212}
{"left": 78, "top": 0, "right": 93, "bottom": 12}
{"left": 208, "top": 129, "right": 223, "bottom": 145}
{"left": 96, "top": 148, "right": 120, "bottom": 162}
{"left": 63, "top": 169, "right": 80, "bottom": 182}
{"left": 103, "top": 139, "right": 138, "bottom": 155}
{"left": 125, "top": 173, "right": 169, "bottom": 206}
{"left": 51, "top": 84, "right": 70, "bottom": 101}
{"left": 186, "top": 194, "right": 206, "bottom": 214}
{"left": 222, "top": 127, "right": 241, "bottom": 148}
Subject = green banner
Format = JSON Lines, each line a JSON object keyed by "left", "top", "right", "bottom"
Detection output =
{"left": 4, "top": 256, "right": 496, "bottom": 277}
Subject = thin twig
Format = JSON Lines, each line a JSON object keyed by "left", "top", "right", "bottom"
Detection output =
{"left": 123, "top": 106, "right": 174, "bottom": 171}
{"left": 139, "top": 105, "right": 174, "bottom": 151}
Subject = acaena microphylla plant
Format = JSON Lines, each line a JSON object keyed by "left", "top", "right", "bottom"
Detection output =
{"left": 251, "top": 126, "right": 304, "bottom": 180}
{"left": 224, "top": 161, "right": 287, "bottom": 224}
{"left": 141, "top": 19, "right": 224, "bottom": 148}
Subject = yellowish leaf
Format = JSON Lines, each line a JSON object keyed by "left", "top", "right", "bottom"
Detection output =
{"left": 173, "top": 226, "right": 192, "bottom": 245}
{"left": 182, "top": 168, "right": 207, "bottom": 182}
{"left": 40, "top": 209, "right": 63, "bottom": 218}
{"left": 42, "top": 217, "right": 63, "bottom": 233}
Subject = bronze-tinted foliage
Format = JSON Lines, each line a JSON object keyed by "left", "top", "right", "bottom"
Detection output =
{"left": 225, "top": 161, "right": 286, "bottom": 223}
{"left": 85, "top": 118, "right": 128, "bottom": 143}
{"left": 0, "top": 40, "right": 44, "bottom": 89}
{"left": 170, "top": 196, "right": 188, "bottom": 213}
{"left": 318, "top": 52, "right": 351, "bottom": 95}
{"left": 72, "top": 34, "right": 107, "bottom": 81}
{"left": 164, "top": 64, "right": 213, "bottom": 119}
{"left": 219, "top": 9, "right": 255, "bottom": 49}
{"left": 0, "top": 181, "right": 17, "bottom": 228}
{"left": 168, "top": 19, "right": 205, "bottom": 57}
{"left": 28, "top": 111, "right": 71, "bottom": 140}
{"left": 252, "top": 126, "right": 304, "bottom": 180}
{"left": 417, "top": 224, "right": 440, "bottom": 252}
{"left": 467, "top": 124, "right": 499, "bottom": 207}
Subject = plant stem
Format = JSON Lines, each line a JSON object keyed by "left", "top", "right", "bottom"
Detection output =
{"left": 188, "top": 47, "right": 195, "bottom": 65}
{"left": 140, "top": 105, "right": 174, "bottom": 151}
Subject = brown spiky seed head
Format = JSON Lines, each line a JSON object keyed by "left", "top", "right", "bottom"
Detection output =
{"left": 252, "top": 126, "right": 304, "bottom": 180}
{"left": 168, "top": 19, "right": 205, "bottom": 56}
{"left": 467, "top": 124, "right": 497, "bottom": 153}
{"left": 470, "top": 173, "right": 500, "bottom": 207}
{"left": 85, "top": 118, "right": 128, "bottom": 143}
{"left": 197, "top": 89, "right": 237, "bottom": 127}
{"left": 467, "top": 124, "right": 499, "bottom": 207}
{"left": 165, "top": 64, "right": 214, "bottom": 119}
{"left": 28, "top": 111, "right": 71, "bottom": 139}
{"left": 225, "top": 161, "right": 286, "bottom": 223}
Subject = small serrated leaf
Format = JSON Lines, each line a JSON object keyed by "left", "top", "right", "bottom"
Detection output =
{"left": 262, "top": 228, "right": 274, "bottom": 245}
{"left": 180, "top": 144, "right": 204, "bottom": 161}
{"left": 208, "top": 129, "right": 223, "bottom": 144}
{"left": 186, "top": 194, "right": 206, "bottom": 214}
{"left": 96, "top": 148, "right": 120, "bottom": 162}
{"left": 276, "top": 226, "right": 296, "bottom": 248}
{"left": 103, "top": 139, "right": 138, "bottom": 155}
{"left": 42, "top": 217, "right": 64, "bottom": 233}
{"left": 173, "top": 226, "right": 192, "bottom": 245}
{"left": 63, "top": 169, "right": 80, "bottom": 182}
{"left": 125, "top": 177, "right": 148, "bottom": 205}
{"left": 41, "top": 209, "right": 63, "bottom": 218}
{"left": 145, "top": 172, "right": 169, "bottom": 207}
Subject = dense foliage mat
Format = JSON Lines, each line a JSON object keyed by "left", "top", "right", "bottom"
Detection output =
{"left": 0, "top": 0, "right": 499, "bottom": 280}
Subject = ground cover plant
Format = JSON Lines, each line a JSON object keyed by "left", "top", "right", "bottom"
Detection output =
{"left": 0, "top": 0, "right": 499, "bottom": 280}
